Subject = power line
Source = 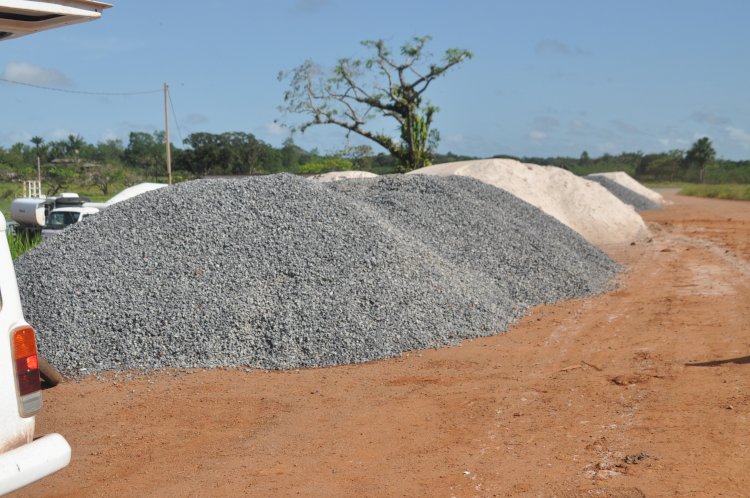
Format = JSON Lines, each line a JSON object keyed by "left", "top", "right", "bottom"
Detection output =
{"left": 167, "top": 90, "right": 184, "bottom": 144}
{"left": 0, "top": 77, "right": 161, "bottom": 96}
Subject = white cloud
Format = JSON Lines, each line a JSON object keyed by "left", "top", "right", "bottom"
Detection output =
{"left": 264, "top": 122, "right": 286, "bottom": 136}
{"left": 689, "top": 111, "right": 731, "bottom": 126}
{"left": 100, "top": 130, "right": 118, "bottom": 141}
{"left": 610, "top": 120, "right": 644, "bottom": 135}
{"left": 445, "top": 134, "right": 465, "bottom": 144}
{"left": 596, "top": 141, "right": 617, "bottom": 153}
{"left": 532, "top": 116, "right": 560, "bottom": 132}
{"left": 99, "top": 130, "right": 123, "bottom": 143}
{"left": 726, "top": 126, "right": 750, "bottom": 149}
{"left": 692, "top": 132, "right": 711, "bottom": 141}
{"left": 658, "top": 137, "right": 690, "bottom": 148}
{"left": 49, "top": 128, "right": 76, "bottom": 140}
{"left": 120, "top": 122, "right": 159, "bottom": 134}
{"left": 2, "top": 62, "right": 68, "bottom": 86}
{"left": 0, "top": 130, "right": 32, "bottom": 145}
{"left": 529, "top": 130, "right": 547, "bottom": 142}
{"left": 570, "top": 119, "right": 590, "bottom": 131}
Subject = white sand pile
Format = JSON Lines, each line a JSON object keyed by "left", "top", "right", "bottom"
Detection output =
{"left": 410, "top": 158, "right": 649, "bottom": 245}
{"left": 313, "top": 171, "right": 378, "bottom": 182}
{"left": 587, "top": 172, "right": 666, "bottom": 205}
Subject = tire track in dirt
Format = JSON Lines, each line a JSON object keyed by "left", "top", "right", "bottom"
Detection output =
{"left": 17, "top": 193, "right": 750, "bottom": 498}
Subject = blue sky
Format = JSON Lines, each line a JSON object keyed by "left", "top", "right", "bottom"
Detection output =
{"left": 1, "top": 0, "right": 749, "bottom": 160}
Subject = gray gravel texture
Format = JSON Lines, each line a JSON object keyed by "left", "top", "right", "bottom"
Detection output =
{"left": 16, "top": 174, "right": 621, "bottom": 375}
{"left": 585, "top": 175, "right": 661, "bottom": 211}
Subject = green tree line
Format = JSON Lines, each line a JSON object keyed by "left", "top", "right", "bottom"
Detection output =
{"left": 1, "top": 132, "right": 747, "bottom": 200}
{"left": 513, "top": 138, "right": 749, "bottom": 184}
{"left": 0, "top": 131, "right": 481, "bottom": 196}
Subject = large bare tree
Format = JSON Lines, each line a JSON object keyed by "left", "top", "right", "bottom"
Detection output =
{"left": 278, "top": 36, "right": 472, "bottom": 172}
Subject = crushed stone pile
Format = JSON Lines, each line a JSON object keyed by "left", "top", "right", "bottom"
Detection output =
{"left": 327, "top": 175, "right": 617, "bottom": 306}
{"left": 410, "top": 159, "right": 650, "bottom": 245}
{"left": 313, "top": 170, "right": 378, "bottom": 182}
{"left": 16, "top": 174, "right": 621, "bottom": 375}
{"left": 587, "top": 172, "right": 665, "bottom": 205}
{"left": 585, "top": 175, "right": 661, "bottom": 211}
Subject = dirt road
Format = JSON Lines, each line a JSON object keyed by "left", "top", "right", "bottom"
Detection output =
{"left": 17, "top": 192, "right": 750, "bottom": 497}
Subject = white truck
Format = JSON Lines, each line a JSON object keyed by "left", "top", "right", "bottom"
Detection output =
{"left": 0, "top": 212, "right": 71, "bottom": 494}
{"left": 0, "top": 0, "right": 111, "bottom": 494}
{"left": 11, "top": 193, "right": 100, "bottom": 239}
{"left": 10, "top": 183, "right": 166, "bottom": 239}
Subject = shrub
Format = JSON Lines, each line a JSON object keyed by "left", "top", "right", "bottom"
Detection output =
{"left": 298, "top": 157, "right": 354, "bottom": 175}
{"left": 7, "top": 232, "right": 41, "bottom": 259}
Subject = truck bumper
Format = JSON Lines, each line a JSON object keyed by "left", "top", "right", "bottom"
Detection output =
{"left": 0, "top": 433, "right": 71, "bottom": 495}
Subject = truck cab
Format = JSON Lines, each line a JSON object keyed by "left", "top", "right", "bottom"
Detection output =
{"left": 0, "top": 212, "right": 71, "bottom": 494}
{"left": 42, "top": 206, "right": 100, "bottom": 238}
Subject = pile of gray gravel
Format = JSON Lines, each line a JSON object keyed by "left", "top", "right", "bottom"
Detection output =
{"left": 16, "top": 174, "right": 621, "bottom": 375}
{"left": 585, "top": 175, "right": 661, "bottom": 211}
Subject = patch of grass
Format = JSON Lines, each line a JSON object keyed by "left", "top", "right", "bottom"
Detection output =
{"left": 642, "top": 181, "right": 692, "bottom": 188}
{"left": 369, "top": 165, "right": 400, "bottom": 175}
{"left": 679, "top": 184, "right": 750, "bottom": 201}
{"left": 7, "top": 232, "right": 41, "bottom": 259}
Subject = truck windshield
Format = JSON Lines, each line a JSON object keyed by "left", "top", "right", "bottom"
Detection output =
{"left": 46, "top": 211, "right": 80, "bottom": 229}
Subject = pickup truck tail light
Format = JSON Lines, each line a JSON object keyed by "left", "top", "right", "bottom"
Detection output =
{"left": 11, "top": 326, "right": 42, "bottom": 417}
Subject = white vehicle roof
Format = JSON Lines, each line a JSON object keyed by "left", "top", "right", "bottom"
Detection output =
{"left": 0, "top": 0, "right": 110, "bottom": 41}
{"left": 51, "top": 206, "right": 99, "bottom": 215}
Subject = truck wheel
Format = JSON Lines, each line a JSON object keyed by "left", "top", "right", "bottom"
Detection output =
{"left": 38, "top": 357, "right": 63, "bottom": 387}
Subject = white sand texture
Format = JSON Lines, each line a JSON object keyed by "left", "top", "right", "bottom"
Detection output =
{"left": 313, "top": 171, "right": 378, "bottom": 182}
{"left": 587, "top": 171, "right": 667, "bottom": 205}
{"left": 410, "top": 158, "right": 649, "bottom": 246}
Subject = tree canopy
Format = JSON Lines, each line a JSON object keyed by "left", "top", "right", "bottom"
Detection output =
{"left": 278, "top": 35, "right": 472, "bottom": 172}
{"left": 685, "top": 137, "right": 716, "bottom": 183}
{"left": 2, "top": 129, "right": 749, "bottom": 196}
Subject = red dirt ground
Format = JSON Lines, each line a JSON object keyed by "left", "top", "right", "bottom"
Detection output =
{"left": 15, "top": 192, "right": 750, "bottom": 497}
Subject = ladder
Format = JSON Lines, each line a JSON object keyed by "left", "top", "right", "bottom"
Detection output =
{"left": 23, "top": 180, "right": 43, "bottom": 198}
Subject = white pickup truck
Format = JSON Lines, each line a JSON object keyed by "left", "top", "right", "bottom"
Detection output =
{"left": 0, "top": 0, "right": 111, "bottom": 494}
{"left": 0, "top": 212, "right": 70, "bottom": 494}
{"left": 11, "top": 193, "right": 101, "bottom": 240}
{"left": 10, "top": 184, "right": 166, "bottom": 240}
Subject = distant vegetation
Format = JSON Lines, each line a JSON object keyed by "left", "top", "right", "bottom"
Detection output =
{"left": 678, "top": 184, "right": 750, "bottom": 201}
{"left": 0, "top": 131, "right": 479, "bottom": 199}
{"left": 1, "top": 132, "right": 749, "bottom": 219}
{"left": 521, "top": 138, "right": 748, "bottom": 184}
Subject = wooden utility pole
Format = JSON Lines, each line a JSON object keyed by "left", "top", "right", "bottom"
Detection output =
{"left": 164, "top": 81, "right": 172, "bottom": 185}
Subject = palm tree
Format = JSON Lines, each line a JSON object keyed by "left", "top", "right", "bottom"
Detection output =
{"left": 30, "top": 135, "right": 44, "bottom": 150}
{"left": 65, "top": 134, "right": 85, "bottom": 157}
{"left": 685, "top": 137, "right": 716, "bottom": 183}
